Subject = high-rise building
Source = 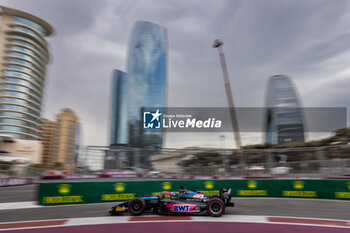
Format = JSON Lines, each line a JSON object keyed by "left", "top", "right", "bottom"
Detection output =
{"left": 39, "top": 109, "right": 81, "bottom": 171}
{"left": 39, "top": 118, "right": 57, "bottom": 165}
{"left": 0, "top": 6, "right": 53, "bottom": 140}
{"left": 110, "top": 70, "right": 127, "bottom": 146}
{"left": 54, "top": 108, "right": 80, "bottom": 172}
{"left": 74, "top": 122, "right": 81, "bottom": 164}
{"left": 264, "top": 75, "right": 305, "bottom": 144}
{"left": 127, "top": 21, "right": 167, "bottom": 149}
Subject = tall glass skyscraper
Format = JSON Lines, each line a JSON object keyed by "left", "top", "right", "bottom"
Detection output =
{"left": 110, "top": 70, "right": 128, "bottom": 146}
{"left": 265, "top": 75, "right": 305, "bottom": 144}
{"left": 127, "top": 21, "right": 167, "bottom": 148}
{"left": 0, "top": 6, "right": 53, "bottom": 140}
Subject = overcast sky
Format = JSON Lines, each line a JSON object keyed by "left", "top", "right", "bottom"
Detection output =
{"left": 1, "top": 0, "right": 350, "bottom": 148}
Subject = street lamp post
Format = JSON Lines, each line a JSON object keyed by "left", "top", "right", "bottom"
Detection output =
{"left": 213, "top": 39, "right": 243, "bottom": 163}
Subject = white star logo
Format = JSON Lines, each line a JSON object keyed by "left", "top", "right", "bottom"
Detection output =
{"left": 150, "top": 109, "right": 162, "bottom": 122}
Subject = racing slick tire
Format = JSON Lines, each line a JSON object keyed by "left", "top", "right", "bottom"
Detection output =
{"left": 128, "top": 198, "right": 146, "bottom": 216}
{"left": 207, "top": 198, "right": 225, "bottom": 217}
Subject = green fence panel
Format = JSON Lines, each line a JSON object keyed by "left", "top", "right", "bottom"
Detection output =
{"left": 38, "top": 179, "right": 350, "bottom": 205}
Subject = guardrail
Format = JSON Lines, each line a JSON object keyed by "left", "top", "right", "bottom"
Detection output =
{"left": 38, "top": 179, "right": 350, "bottom": 205}
{"left": 0, "top": 177, "right": 39, "bottom": 187}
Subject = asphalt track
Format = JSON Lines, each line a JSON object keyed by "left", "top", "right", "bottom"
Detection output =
{"left": 1, "top": 221, "right": 350, "bottom": 233}
{"left": 0, "top": 185, "right": 37, "bottom": 203}
{"left": 0, "top": 215, "right": 349, "bottom": 233}
{"left": 1, "top": 198, "right": 350, "bottom": 222}
{"left": 0, "top": 183, "right": 349, "bottom": 232}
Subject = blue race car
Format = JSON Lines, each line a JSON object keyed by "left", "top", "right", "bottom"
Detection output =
{"left": 109, "top": 186, "right": 234, "bottom": 217}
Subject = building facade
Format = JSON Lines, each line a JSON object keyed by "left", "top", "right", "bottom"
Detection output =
{"left": 0, "top": 134, "right": 42, "bottom": 164}
{"left": 127, "top": 21, "right": 167, "bottom": 149}
{"left": 55, "top": 108, "right": 79, "bottom": 172}
{"left": 54, "top": 108, "right": 79, "bottom": 172}
{"left": 0, "top": 6, "right": 53, "bottom": 140}
{"left": 110, "top": 70, "right": 127, "bottom": 146}
{"left": 39, "top": 118, "right": 56, "bottom": 165}
{"left": 264, "top": 75, "right": 305, "bottom": 144}
{"left": 39, "top": 109, "right": 80, "bottom": 171}
{"left": 74, "top": 122, "right": 81, "bottom": 165}
{"left": 150, "top": 151, "right": 183, "bottom": 174}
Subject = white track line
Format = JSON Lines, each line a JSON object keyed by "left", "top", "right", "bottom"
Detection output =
{"left": 1, "top": 197, "right": 350, "bottom": 211}
{"left": 0, "top": 201, "right": 114, "bottom": 211}
{"left": 0, "top": 201, "right": 41, "bottom": 210}
{"left": 232, "top": 197, "right": 350, "bottom": 203}
{"left": 0, "top": 215, "right": 349, "bottom": 231}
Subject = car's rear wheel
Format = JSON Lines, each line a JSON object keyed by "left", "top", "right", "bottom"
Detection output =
{"left": 128, "top": 198, "right": 145, "bottom": 216}
{"left": 207, "top": 198, "right": 225, "bottom": 217}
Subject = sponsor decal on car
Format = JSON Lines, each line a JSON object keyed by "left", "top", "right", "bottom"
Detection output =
{"left": 174, "top": 205, "right": 190, "bottom": 212}
{"left": 193, "top": 194, "right": 205, "bottom": 198}
{"left": 166, "top": 203, "right": 199, "bottom": 213}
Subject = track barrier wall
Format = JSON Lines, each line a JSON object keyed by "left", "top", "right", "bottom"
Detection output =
{"left": 38, "top": 179, "right": 350, "bottom": 205}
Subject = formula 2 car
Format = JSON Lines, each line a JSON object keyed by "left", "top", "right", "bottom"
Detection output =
{"left": 109, "top": 186, "right": 234, "bottom": 217}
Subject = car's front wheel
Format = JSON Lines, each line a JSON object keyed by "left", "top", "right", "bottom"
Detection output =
{"left": 207, "top": 198, "right": 225, "bottom": 217}
{"left": 128, "top": 198, "right": 145, "bottom": 216}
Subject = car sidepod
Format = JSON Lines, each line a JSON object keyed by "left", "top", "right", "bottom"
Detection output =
{"left": 166, "top": 203, "right": 201, "bottom": 213}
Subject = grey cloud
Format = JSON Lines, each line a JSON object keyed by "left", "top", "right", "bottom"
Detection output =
{"left": 1, "top": 0, "right": 350, "bottom": 148}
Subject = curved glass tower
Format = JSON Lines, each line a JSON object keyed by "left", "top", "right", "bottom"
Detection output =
{"left": 265, "top": 75, "right": 305, "bottom": 144}
{"left": 0, "top": 6, "right": 52, "bottom": 140}
{"left": 127, "top": 21, "right": 167, "bottom": 148}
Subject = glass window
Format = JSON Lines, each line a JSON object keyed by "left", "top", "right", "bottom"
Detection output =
{"left": 0, "top": 118, "right": 37, "bottom": 128}
{"left": 9, "top": 45, "right": 34, "bottom": 55}
{"left": 3, "top": 71, "right": 42, "bottom": 88}
{"left": 7, "top": 52, "right": 44, "bottom": 69}
{"left": 0, "top": 125, "right": 37, "bottom": 135}
{"left": 7, "top": 46, "right": 45, "bottom": 65}
{"left": 0, "top": 132, "right": 31, "bottom": 140}
{"left": 8, "top": 35, "right": 47, "bottom": 53}
{"left": 0, "top": 111, "right": 37, "bottom": 122}
{"left": 6, "top": 64, "right": 31, "bottom": 73}
{"left": 3, "top": 90, "right": 40, "bottom": 104}
{"left": 3, "top": 78, "right": 41, "bottom": 95}
{"left": 1, "top": 97, "right": 40, "bottom": 111}
{"left": 12, "top": 26, "right": 37, "bottom": 37}
{"left": 8, "top": 51, "right": 32, "bottom": 60}
{"left": 8, "top": 40, "right": 47, "bottom": 60}
{"left": 5, "top": 58, "right": 45, "bottom": 77}
{"left": 0, "top": 104, "right": 40, "bottom": 117}
{"left": 276, "top": 112, "right": 302, "bottom": 125}
{"left": 14, "top": 16, "right": 47, "bottom": 35}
